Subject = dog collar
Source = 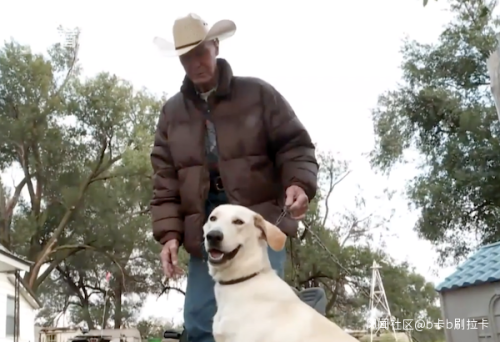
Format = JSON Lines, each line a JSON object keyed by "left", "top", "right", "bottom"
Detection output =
{"left": 218, "top": 272, "right": 259, "bottom": 285}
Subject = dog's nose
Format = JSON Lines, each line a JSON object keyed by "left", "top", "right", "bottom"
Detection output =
{"left": 206, "top": 230, "right": 224, "bottom": 243}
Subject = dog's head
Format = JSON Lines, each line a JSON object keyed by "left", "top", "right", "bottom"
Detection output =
{"left": 203, "top": 204, "right": 287, "bottom": 278}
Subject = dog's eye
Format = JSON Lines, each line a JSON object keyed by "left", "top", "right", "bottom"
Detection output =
{"left": 232, "top": 219, "right": 244, "bottom": 225}
{"left": 210, "top": 216, "right": 217, "bottom": 222}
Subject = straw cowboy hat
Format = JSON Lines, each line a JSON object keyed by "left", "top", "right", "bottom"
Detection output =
{"left": 153, "top": 13, "right": 236, "bottom": 57}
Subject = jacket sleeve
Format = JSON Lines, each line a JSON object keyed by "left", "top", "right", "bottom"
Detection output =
{"left": 150, "top": 103, "right": 184, "bottom": 245}
{"left": 262, "top": 84, "right": 319, "bottom": 200}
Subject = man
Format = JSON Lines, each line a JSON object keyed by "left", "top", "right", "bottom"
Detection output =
{"left": 151, "top": 13, "right": 318, "bottom": 342}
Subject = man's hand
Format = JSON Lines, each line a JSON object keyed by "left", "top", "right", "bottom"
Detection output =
{"left": 160, "top": 240, "right": 184, "bottom": 279}
{"left": 285, "top": 185, "right": 309, "bottom": 220}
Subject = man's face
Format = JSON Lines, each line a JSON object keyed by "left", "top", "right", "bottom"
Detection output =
{"left": 180, "top": 40, "right": 219, "bottom": 86}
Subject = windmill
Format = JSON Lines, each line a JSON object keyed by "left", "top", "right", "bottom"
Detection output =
{"left": 368, "top": 261, "right": 398, "bottom": 342}
{"left": 57, "top": 26, "right": 81, "bottom": 53}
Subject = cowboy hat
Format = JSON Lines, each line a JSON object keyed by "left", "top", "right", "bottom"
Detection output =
{"left": 153, "top": 13, "right": 236, "bottom": 57}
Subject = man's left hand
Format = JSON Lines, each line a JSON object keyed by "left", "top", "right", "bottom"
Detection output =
{"left": 285, "top": 185, "right": 309, "bottom": 220}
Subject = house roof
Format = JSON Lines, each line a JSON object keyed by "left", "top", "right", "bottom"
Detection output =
{"left": 0, "top": 245, "right": 31, "bottom": 265}
{"left": 7, "top": 274, "right": 42, "bottom": 309}
{"left": 436, "top": 241, "right": 500, "bottom": 292}
{"left": 0, "top": 245, "right": 42, "bottom": 308}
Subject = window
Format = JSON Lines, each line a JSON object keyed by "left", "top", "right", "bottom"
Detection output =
{"left": 473, "top": 317, "right": 491, "bottom": 341}
{"left": 6, "top": 295, "right": 15, "bottom": 336}
{"left": 46, "top": 334, "right": 56, "bottom": 342}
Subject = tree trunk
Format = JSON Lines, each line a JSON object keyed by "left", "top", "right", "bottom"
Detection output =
{"left": 113, "top": 281, "right": 122, "bottom": 329}
{"left": 83, "top": 302, "right": 95, "bottom": 329}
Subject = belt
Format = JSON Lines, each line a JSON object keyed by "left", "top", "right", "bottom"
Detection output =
{"left": 210, "top": 176, "right": 224, "bottom": 192}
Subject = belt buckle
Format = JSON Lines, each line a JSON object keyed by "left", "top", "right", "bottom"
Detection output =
{"left": 215, "top": 177, "right": 223, "bottom": 191}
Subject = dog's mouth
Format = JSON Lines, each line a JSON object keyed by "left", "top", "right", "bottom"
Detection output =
{"left": 207, "top": 245, "right": 242, "bottom": 265}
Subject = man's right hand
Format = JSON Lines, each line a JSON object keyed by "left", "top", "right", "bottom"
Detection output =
{"left": 160, "top": 239, "right": 184, "bottom": 279}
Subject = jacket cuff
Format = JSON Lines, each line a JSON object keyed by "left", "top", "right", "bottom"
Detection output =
{"left": 159, "top": 231, "right": 182, "bottom": 245}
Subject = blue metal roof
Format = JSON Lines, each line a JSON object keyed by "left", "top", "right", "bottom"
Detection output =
{"left": 436, "top": 241, "right": 500, "bottom": 292}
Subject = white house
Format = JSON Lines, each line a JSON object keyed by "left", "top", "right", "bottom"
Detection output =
{"left": 38, "top": 327, "right": 142, "bottom": 342}
{"left": 38, "top": 327, "right": 80, "bottom": 342}
{"left": 0, "top": 245, "right": 41, "bottom": 342}
{"left": 436, "top": 241, "right": 500, "bottom": 342}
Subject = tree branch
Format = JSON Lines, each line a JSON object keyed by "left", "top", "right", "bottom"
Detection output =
{"left": 31, "top": 142, "right": 43, "bottom": 216}
{"left": 28, "top": 136, "right": 109, "bottom": 288}
{"left": 18, "top": 144, "right": 36, "bottom": 210}
{"left": 88, "top": 172, "right": 144, "bottom": 185}
{"left": 56, "top": 265, "right": 85, "bottom": 302}
{"left": 33, "top": 247, "right": 83, "bottom": 291}
{"left": 50, "top": 244, "right": 127, "bottom": 290}
{"left": 4, "top": 177, "right": 27, "bottom": 220}
{"left": 321, "top": 170, "right": 351, "bottom": 228}
{"left": 340, "top": 214, "right": 372, "bottom": 248}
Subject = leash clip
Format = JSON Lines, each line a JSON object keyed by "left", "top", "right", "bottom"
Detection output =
{"left": 275, "top": 206, "right": 289, "bottom": 226}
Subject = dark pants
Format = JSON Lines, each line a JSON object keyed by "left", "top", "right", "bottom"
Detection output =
{"left": 183, "top": 192, "right": 286, "bottom": 342}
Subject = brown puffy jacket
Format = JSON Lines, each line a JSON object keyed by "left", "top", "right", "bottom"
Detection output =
{"left": 150, "top": 59, "right": 318, "bottom": 257}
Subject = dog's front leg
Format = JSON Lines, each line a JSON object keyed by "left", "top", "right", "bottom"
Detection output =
{"left": 212, "top": 311, "right": 227, "bottom": 342}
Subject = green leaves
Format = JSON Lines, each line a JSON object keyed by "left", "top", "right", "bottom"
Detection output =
{"left": 0, "top": 30, "right": 164, "bottom": 328}
{"left": 371, "top": 0, "right": 500, "bottom": 262}
{"left": 285, "top": 153, "right": 439, "bottom": 331}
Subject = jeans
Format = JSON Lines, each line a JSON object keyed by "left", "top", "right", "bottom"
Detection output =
{"left": 183, "top": 191, "right": 286, "bottom": 342}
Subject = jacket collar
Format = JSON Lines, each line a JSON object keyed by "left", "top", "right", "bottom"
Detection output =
{"left": 181, "top": 58, "right": 233, "bottom": 101}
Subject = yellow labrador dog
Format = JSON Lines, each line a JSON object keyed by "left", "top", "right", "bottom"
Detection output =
{"left": 203, "top": 204, "right": 358, "bottom": 342}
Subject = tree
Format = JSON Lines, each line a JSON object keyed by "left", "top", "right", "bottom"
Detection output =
{"left": 0, "top": 29, "right": 165, "bottom": 326}
{"left": 136, "top": 317, "right": 181, "bottom": 339}
{"left": 284, "top": 153, "right": 383, "bottom": 324}
{"left": 284, "top": 153, "right": 442, "bottom": 340}
{"left": 38, "top": 172, "right": 162, "bottom": 328}
{"left": 423, "top": 0, "right": 438, "bottom": 6}
{"left": 370, "top": 0, "right": 500, "bottom": 262}
{"left": 381, "top": 262, "right": 443, "bottom": 341}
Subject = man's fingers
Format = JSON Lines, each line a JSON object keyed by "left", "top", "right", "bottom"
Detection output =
{"left": 166, "top": 264, "right": 174, "bottom": 277}
{"left": 289, "top": 194, "right": 308, "bottom": 219}
{"left": 162, "top": 257, "right": 173, "bottom": 277}
{"left": 173, "top": 265, "right": 184, "bottom": 277}
{"left": 161, "top": 246, "right": 173, "bottom": 277}
{"left": 291, "top": 194, "right": 308, "bottom": 208}
{"left": 285, "top": 186, "right": 297, "bottom": 207}
{"left": 169, "top": 244, "right": 179, "bottom": 266}
{"left": 168, "top": 264, "right": 183, "bottom": 280}
{"left": 298, "top": 193, "right": 308, "bottom": 205}
{"left": 161, "top": 247, "right": 172, "bottom": 263}
{"left": 288, "top": 196, "right": 303, "bottom": 212}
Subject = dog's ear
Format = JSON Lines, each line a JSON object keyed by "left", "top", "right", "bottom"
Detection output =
{"left": 253, "top": 214, "right": 287, "bottom": 251}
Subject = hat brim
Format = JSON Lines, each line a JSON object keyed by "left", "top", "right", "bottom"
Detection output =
{"left": 153, "top": 19, "right": 236, "bottom": 57}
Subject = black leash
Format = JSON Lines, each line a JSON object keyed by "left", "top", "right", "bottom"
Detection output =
{"left": 275, "top": 206, "right": 289, "bottom": 226}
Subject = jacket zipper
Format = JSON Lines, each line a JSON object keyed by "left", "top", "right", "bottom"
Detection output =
{"left": 210, "top": 106, "right": 227, "bottom": 195}
{"left": 202, "top": 104, "right": 211, "bottom": 204}
{"left": 199, "top": 103, "right": 210, "bottom": 261}
{"left": 201, "top": 98, "right": 227, "bottom": 207}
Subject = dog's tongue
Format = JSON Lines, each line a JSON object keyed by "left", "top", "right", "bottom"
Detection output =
{"left": 209, "top": 250, "right": 224, "bottom": 259}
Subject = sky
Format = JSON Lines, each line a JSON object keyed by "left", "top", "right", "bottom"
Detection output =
{"left": 1, "top": 0, "right": 461, "bottom": 326}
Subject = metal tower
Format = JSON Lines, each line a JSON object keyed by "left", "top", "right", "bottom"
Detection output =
{"left": 368, "top": 261, "right": 398, "bottom": 342}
